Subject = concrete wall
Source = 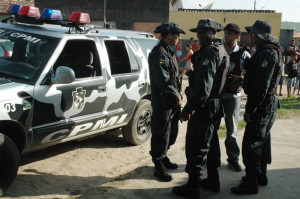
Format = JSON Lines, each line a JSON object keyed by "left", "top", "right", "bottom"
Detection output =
{"left": 280, "top": 29, "right": 294, "bottom": 54}
{"left": 133, "top": 22, "right": 162, "bottom": 38}
{"left": 34, "top": 0, "right": 169, "bottom": 30}
{"left": 170, "top": 10, "right": 282, "bottom": 42}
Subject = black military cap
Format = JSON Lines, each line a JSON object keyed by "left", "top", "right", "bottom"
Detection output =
{"left": 190, "top": 18, "right": 224, "bottom": 32}
{"left": 245, "top": 20, "right": 276, "bottom": 41}
{"left": 154, "top": 22, "right": 186, "bottom": 34}
{"left": 224, "top": 23, "right": 241, "bottom": 34}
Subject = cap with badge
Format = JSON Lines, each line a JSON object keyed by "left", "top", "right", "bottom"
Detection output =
{"left": 224, "top": 23, "right": 241, "bottom": 34}
{"left": 190, "top": 18, "right": 224, "bottom": 32}
{"left": 245, "top": 20, "right": 276, "bottom": 41}
{"left": 154, "top": 22, "right": 186, "bottom": 34}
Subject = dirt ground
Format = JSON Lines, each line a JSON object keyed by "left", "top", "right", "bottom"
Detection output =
{"left": 2, "top": 80, "right": 300, "bottom": 199}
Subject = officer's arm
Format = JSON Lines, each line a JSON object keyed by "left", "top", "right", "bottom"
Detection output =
{"left": 240, "top": 51, "right": 251, "bottom": 75}
{"left": 245, "top": 50, "right": 277, "bottom": 115}
{"left": 152, "top": 53, "right": 179, "bottom": 97}
{"left": 184, "top": 49, "right": 218, "bottom": 113}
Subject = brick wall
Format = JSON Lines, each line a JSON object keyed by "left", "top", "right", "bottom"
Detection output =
{"left": 0, "top": 0, "right": 34, "bottom": 13}
{"left": 34, "top": 0, "right": 169, "bottom": 30}
{"left": 133, "top": 22, "right": 161, "bottom": 39}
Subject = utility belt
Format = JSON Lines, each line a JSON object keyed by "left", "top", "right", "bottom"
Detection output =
{"left": 193, "top": 97, "right": 223, "bottom": 120}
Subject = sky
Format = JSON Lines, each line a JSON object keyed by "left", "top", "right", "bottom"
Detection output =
{"left": 182, "top": 0, "right": 300, "bottom": 22}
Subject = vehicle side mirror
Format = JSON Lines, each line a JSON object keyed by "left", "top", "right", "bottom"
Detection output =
{"left": 51, "top": 66, "right": 75, "bottom": 84}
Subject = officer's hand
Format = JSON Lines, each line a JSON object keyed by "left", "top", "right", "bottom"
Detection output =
{"left": 180, "top": 108, "right": 191, "bottom": 123}
{"left": 229, "top": 75, "right": 244, "bottom": 91}
{"left": 244, "top": 113, "right": 252, "bottom": 123}
{"left": 177, "top": 95, "right": 182, "bottom": 106}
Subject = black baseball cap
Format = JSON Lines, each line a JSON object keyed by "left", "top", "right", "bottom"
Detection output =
{"left": 224, "top": 23, "right": 241, "bottom": 34}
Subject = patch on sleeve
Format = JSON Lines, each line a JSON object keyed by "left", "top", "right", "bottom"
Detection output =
{"left": 202, "top": 58, "right": 210, "bottom": 66}
{"left": 261, "top": 60, "right": 269, "bottom": 68}
{"left": 160, "top": 57, "right": 166, "bottom": 64}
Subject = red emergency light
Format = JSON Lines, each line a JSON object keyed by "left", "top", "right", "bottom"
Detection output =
{"left": 69, "top": 12, "right": 90, "bottom": 24}
{"left": 18, "top": 5, "right": 41, "bottom": 18}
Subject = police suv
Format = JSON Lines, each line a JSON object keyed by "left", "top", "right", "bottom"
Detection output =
{"left": 0, "top": 4, "right": 157, "bottom": 194}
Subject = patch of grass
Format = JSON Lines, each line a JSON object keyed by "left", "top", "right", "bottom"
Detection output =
{"left": 277, "top": 95, "right": 300, "bottom": 119}
{"left": 218, "top": 120, "right": 247, "bottom": 138}
{"left": 218, "top": 96, "right": 300, "bottom": 137}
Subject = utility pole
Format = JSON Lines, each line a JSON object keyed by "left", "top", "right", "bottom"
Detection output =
{"left": 254, "top": 0, "right": 256, "bottom": 10}
{"left": 104, "top": 0, "right": 107, "bottom": 29}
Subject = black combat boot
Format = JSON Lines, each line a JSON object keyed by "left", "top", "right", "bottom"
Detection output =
{"left": 172, "top": 175, "right": 200, "bottom": 199}
{"left": 257, "top": 164, "right": 268, "bottom": 186}
{"left": 162, "top": 156, "right": 178, "bottom": 169}
{"left": 153, "top": 160, "right": 173, "bottom": 182}
{"left": 231, "top": 176, "right": 258, "bottom": 195}
{"left": 199, "top": 168, "right": 220, "bottom": 193}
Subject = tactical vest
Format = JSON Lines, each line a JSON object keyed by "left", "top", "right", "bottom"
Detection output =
{"left": 190, "top": 40, "right": 228, "bottom": 97}
{"left": 208, "top": 41, "right": 228, "bottom": 99}
{"left": 224, "top": 49, "right": 244, "bottom": 93}
{"left": 243, "top": 42, "right": 282, "bottom": 95}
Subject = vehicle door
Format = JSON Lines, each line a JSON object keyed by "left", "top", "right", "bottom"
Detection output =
{"left": 31, "top": 37, "right": 108, "bottom": 148}
{"left": 99, "top": 37, "right": 146, "bottom": 125}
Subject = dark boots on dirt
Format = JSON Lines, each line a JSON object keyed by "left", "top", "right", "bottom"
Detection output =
{"left": 162, "top": 156, "right": 178, "bottom": 169}
{"left": 231, "top": 176, "right": 258, "bottom": 194}
{"left": 258, "top": 164, "right": 268, "bottom": 186}
{"left": 199, "top": 168, "right": 220, "bottom": 193}
{"left": 153, "top": 160, "right": 173, "bottom": 182}
{"left": 173, "top": 175, "right": 200, "bottom": 199}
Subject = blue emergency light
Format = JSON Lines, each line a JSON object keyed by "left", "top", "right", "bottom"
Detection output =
{"left": 41, "top": 9, "right": 63, "bottom": 20}
{"left": 7, "top": 4, "right": 22, "bottom": 14}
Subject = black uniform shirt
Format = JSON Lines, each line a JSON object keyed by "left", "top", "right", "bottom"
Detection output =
{"left": 148, "top": 40, "right": 180, "bottom": 109}
{"left": 184, "top": 42, "right": 221, "bottom": 113}
{"left": 245, "top": 43, "right": 279, "bottom": 115}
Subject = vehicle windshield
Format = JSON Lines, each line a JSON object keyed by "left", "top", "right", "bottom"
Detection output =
{"left": 0, "top": 28, "right": 59, "bottom": 80}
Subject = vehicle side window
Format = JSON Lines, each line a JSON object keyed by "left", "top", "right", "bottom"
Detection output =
{"left": 105, "top": 40, "right": 131, "bottom": 75}
{"left": 127, "top": 47, "right": 140, "bottom": 72}
{"left": 54, "top": 40, "right": 101, "bottom": 78}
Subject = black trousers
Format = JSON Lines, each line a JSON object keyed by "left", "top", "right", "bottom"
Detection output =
{"left": 150, "top": 106, "right": 179, "bottom": 162}
{"left": 185, "top": 117, "right": 221, "bottom": 177}
{"left": 243, "top": 94, "right": 278, "bottom": 177}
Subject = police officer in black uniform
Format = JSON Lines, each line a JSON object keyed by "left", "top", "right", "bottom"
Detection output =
{"left": 231, "top": 20, "right": 282, "bottom": 195}
{"left": 148, "top": 22, "right": 185, "bottom": 182}
{"left": 172, "top": 19, "right": 227, "bottom": 199}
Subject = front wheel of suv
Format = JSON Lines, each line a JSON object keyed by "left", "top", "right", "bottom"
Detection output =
{"left": 0, "top": 133, "right": 20, "bottom": 196}
{"left": 122, "top": 99, "right": 152, "bottom": 145}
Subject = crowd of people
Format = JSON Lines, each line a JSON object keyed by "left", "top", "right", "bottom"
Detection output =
{"left": 176, "top": 30, "right": 300, "bottom": 98}
{"left": 148, "top": 18, "right": 283, "bottom": 199}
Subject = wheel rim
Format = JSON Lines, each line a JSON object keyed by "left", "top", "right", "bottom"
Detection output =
{"left": 137, "top": 110, "right": 151, "bottom": 136}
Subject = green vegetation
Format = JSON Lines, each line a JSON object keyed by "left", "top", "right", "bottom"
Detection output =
{"left": 218, "top": 96, "right": 300, "bottom": 138}
{"left": 277, "top": 95, "right": 300, "bottom": 119}
{"left": 281, "top": 22, "right": 300, "bottom": 33}
{"left": 218, "top": 120, "right": 246, "bottom": 138}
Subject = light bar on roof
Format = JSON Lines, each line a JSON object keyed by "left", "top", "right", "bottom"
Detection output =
{"left": 7, "top": 4, "right": 22, "bottom": 14}
{"left": 19, "top": 6, "right": 41, "bottom": 18}
{"left": 41, "top": 8, "right": 63, "bottom": 20}
{"left": 69, "top": 12, "right": 90, "bottom": 24}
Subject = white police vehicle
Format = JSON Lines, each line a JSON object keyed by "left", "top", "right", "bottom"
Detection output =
{"left": 0, "top": 4, "right": 157, "bottom": 194}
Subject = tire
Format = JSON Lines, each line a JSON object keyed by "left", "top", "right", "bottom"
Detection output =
{"left": 0, "top": 133, "right": 20, "bottom": 196}
{"left": 122, "top": 99, "right": 152, "bottom": 145}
